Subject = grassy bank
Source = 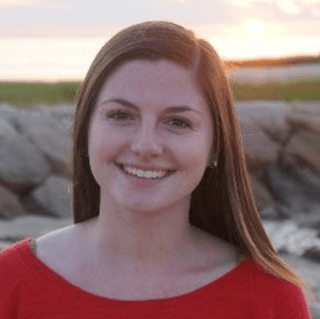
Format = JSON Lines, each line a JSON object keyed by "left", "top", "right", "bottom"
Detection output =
{"left": 231, "top": 79, "right": 320, "bottom": 101}
{"left": 0, "top": 79, "right": 320, "bottom": 107}
{"left": 0, "top": 82, "right": 81, "bottom": 107}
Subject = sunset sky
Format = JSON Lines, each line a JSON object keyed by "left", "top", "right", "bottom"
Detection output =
{"left": 1, "top": 0, "right": 319, "bottom": 81}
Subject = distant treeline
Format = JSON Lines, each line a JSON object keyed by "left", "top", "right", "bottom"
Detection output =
{"left": 225, "top": 55, "right": 320, "bottom": 69}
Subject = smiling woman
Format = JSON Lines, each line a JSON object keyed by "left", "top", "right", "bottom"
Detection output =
{"left": 0, "top": 20, "right": 315, "bottom": 318}
{"left": 87, "top": 58, "right": 213, "bottom": 214}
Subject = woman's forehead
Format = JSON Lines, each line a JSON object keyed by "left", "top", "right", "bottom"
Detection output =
{"left": 98, "top": 59, "right": 202, "bottom": 99}
{"left": 94, "top": 61, "right": 208, "bottom": 116}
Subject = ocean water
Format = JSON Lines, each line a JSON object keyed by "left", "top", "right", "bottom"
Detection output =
{"left": 228, "top": 63, "right": 320, "bottom": 83}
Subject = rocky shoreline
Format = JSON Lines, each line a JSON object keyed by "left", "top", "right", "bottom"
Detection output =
{"left": 1, "top": 101, "right": 320, "bottom": 317}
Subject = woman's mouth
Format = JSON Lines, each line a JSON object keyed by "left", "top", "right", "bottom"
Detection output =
{"left": 115, "top": 163, "right": 176, "bottom": 180}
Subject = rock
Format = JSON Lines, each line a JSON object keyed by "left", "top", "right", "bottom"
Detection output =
{"left": 290, "top": 102, "right": 320, "bottom": 116}
{"left": 310, "top": 303, "right": 320, "bottom": 319}
{"left": 20, "top": 193, "right": 57, "bottom": 218}
{"left": 31, "top": 175, "right": 73, "bottom": 219}
{"left": 0, "top": 104, "right": 74, "bottom": 220}
{"left": 260, "top": 205, "right": 280, "bottom": 220}
{"left": 265, "top": 163, "right": 313, "bottom": 217}
{"left": 263, "top": 220, "right": 320, "bottom": 257}
{"left": 8, "top": 108, "right": 73, "bottom": 177}
{"left": 249, "top": 174, "right": 275, "bottom": 215}
{"left": 292, "top": 204, "right": 320, "bottom": 229}
{"left": 34, "top": 104, "right": 75, "bottom": 143}
{"left": 0, "top": 215, "right": 73, "bottom": 251}
{"left": 284, "top": 130, "right": 320, "bottom": 177}
{"left": 0, "top": 184, "right": 26, "bottom": 219}
{"left": 241, "top": 130, "right": 280, "bottom": 169}
{"left": 0, "top": 103, "right": 24, "bottom": 121}
{"left": 236, "top": 101, "right": 292, "bottom": 143}
{"left": 235, "top": 101, "right": 289, "bottom": 169}
{"left": 304, "top": 248, "right": 320, "bottom": 264}
{"left": 287, "top": 113, "right": 320, "bottom": 134}
{"left": 274, "top": 109, "right": 320, "bottom": 220}
{"left": 280, "top": 154, "right": 320, "bottom": 201}
{"left": 0, "top": 117, "right": 50, "bottom": 192}
{"left": 37, "top": 103, "right": 75, "bottom": 127}
{"left": 0, "top": 101, "right": 319, "bottom": 241}
{"left": 285, "top": 110, "right": 320, "bottom": 182}
{"left": 279, "top": 252, "right": 320, "bottom": 318}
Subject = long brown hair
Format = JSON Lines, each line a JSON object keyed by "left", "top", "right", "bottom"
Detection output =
{"left": 71, "top": 20, "right": 316, "bottom": 303}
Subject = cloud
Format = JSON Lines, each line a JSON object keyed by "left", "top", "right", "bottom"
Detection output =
{"left": 312, "top": 7, "right": 320, "bottom": 17}
{"left": 0, "top": 0, "right": 72, "bottom": 9}
{"left": 1, "top": 18, "right": 319, "bottom": 39}
{"left": 0, "top": 22, "right": 126, "bottom": 38}
{"left": 276, "top": 0, "right": 300, "bottom": 15}
{"left": 150, "top": 0, "right": 185, "bottom": 2}
{"left": 189, "top": 19, "right": 320, "bottom": 38}
{"left": 228, "top": 0, "right": 320, "bottom": 16}
{"left": 228, "top": 0, "right": 272, "bottom": 8}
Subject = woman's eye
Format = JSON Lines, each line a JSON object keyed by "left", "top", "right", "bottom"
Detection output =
{"left": 107, "top": 110, "right": 132, "bottom": 121}
{"left": 107, "top": 111, "right": 191, "bottom": 129}
{"left": 167, "top": 118, "right": 191, "bottom": 129}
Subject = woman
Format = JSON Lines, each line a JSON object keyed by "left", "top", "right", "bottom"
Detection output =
{"left": 0, "top": 21, "right": 315, "bottom": 318}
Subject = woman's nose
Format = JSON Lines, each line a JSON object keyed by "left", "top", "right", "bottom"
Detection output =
{"left": 130, "top": 123, "right": 163, "bottom": 158}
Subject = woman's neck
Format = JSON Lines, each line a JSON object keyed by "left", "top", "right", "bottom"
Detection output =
{"left": 77, "top": 205, "right": 200, "bottom": 275}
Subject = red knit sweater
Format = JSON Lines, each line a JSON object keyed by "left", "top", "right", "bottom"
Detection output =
{"left": 0, "top": 238, "right": 312, "bottom": 318}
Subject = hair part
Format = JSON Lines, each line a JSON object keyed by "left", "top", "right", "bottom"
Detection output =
{"left": 70, "top": 20, "right": 316, "bottom": 303}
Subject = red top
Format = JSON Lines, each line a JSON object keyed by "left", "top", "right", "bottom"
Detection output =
{"left": 0, "top": 238, "right": 312, "bottom": 318}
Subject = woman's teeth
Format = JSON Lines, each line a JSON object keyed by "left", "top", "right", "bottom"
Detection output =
{"left": 122, "top": 166, "right": 168, "bottom": 179}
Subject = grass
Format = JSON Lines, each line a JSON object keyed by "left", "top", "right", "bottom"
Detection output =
{"left": 231, "top": 79, "right": 320, "bottom": 102}
{"left": 0, "top": 79, "right": 320, "bottom": 107}
{"left": 0, "top": 82, "right": 82, "bottom": 107}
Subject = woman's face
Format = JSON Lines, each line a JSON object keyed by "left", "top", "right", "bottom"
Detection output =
{"left": 88, "top": 59, "right": 214, "bottom": 214}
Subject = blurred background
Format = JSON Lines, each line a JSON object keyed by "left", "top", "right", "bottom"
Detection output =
{"left": 0, "top": 0, "right": 320, "bottom": 81}
{"left": 1, "top": 0, "right": 320, "bottom": 316}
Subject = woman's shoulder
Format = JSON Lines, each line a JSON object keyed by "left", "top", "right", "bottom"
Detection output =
{"left": 34, "top": 225, "right": 78, "bottom": 274}
{"left": 0, "top": 238, "right": 34, "bottom": 287}
{"left": 0, "top": 238, "right": 29, "bottom": 266}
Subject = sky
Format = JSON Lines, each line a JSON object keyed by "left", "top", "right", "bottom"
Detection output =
{"left": 0, "top": 0, "right": 320, "bottom": 81}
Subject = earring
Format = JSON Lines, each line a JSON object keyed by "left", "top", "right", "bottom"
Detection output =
{"left": 209, "top": 159, "right": 218, "bottom": 168}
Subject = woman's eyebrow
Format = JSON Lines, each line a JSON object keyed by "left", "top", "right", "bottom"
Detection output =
{"left": 101, "top": 98, "right": 203, "bottom": 115}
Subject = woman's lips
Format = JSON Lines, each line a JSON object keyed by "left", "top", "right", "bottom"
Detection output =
{"left": 115, "top": 162, "right": 176, "bottom": 179}
{"left": 115, "top": 162, "right": 176, "bottom": 173}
